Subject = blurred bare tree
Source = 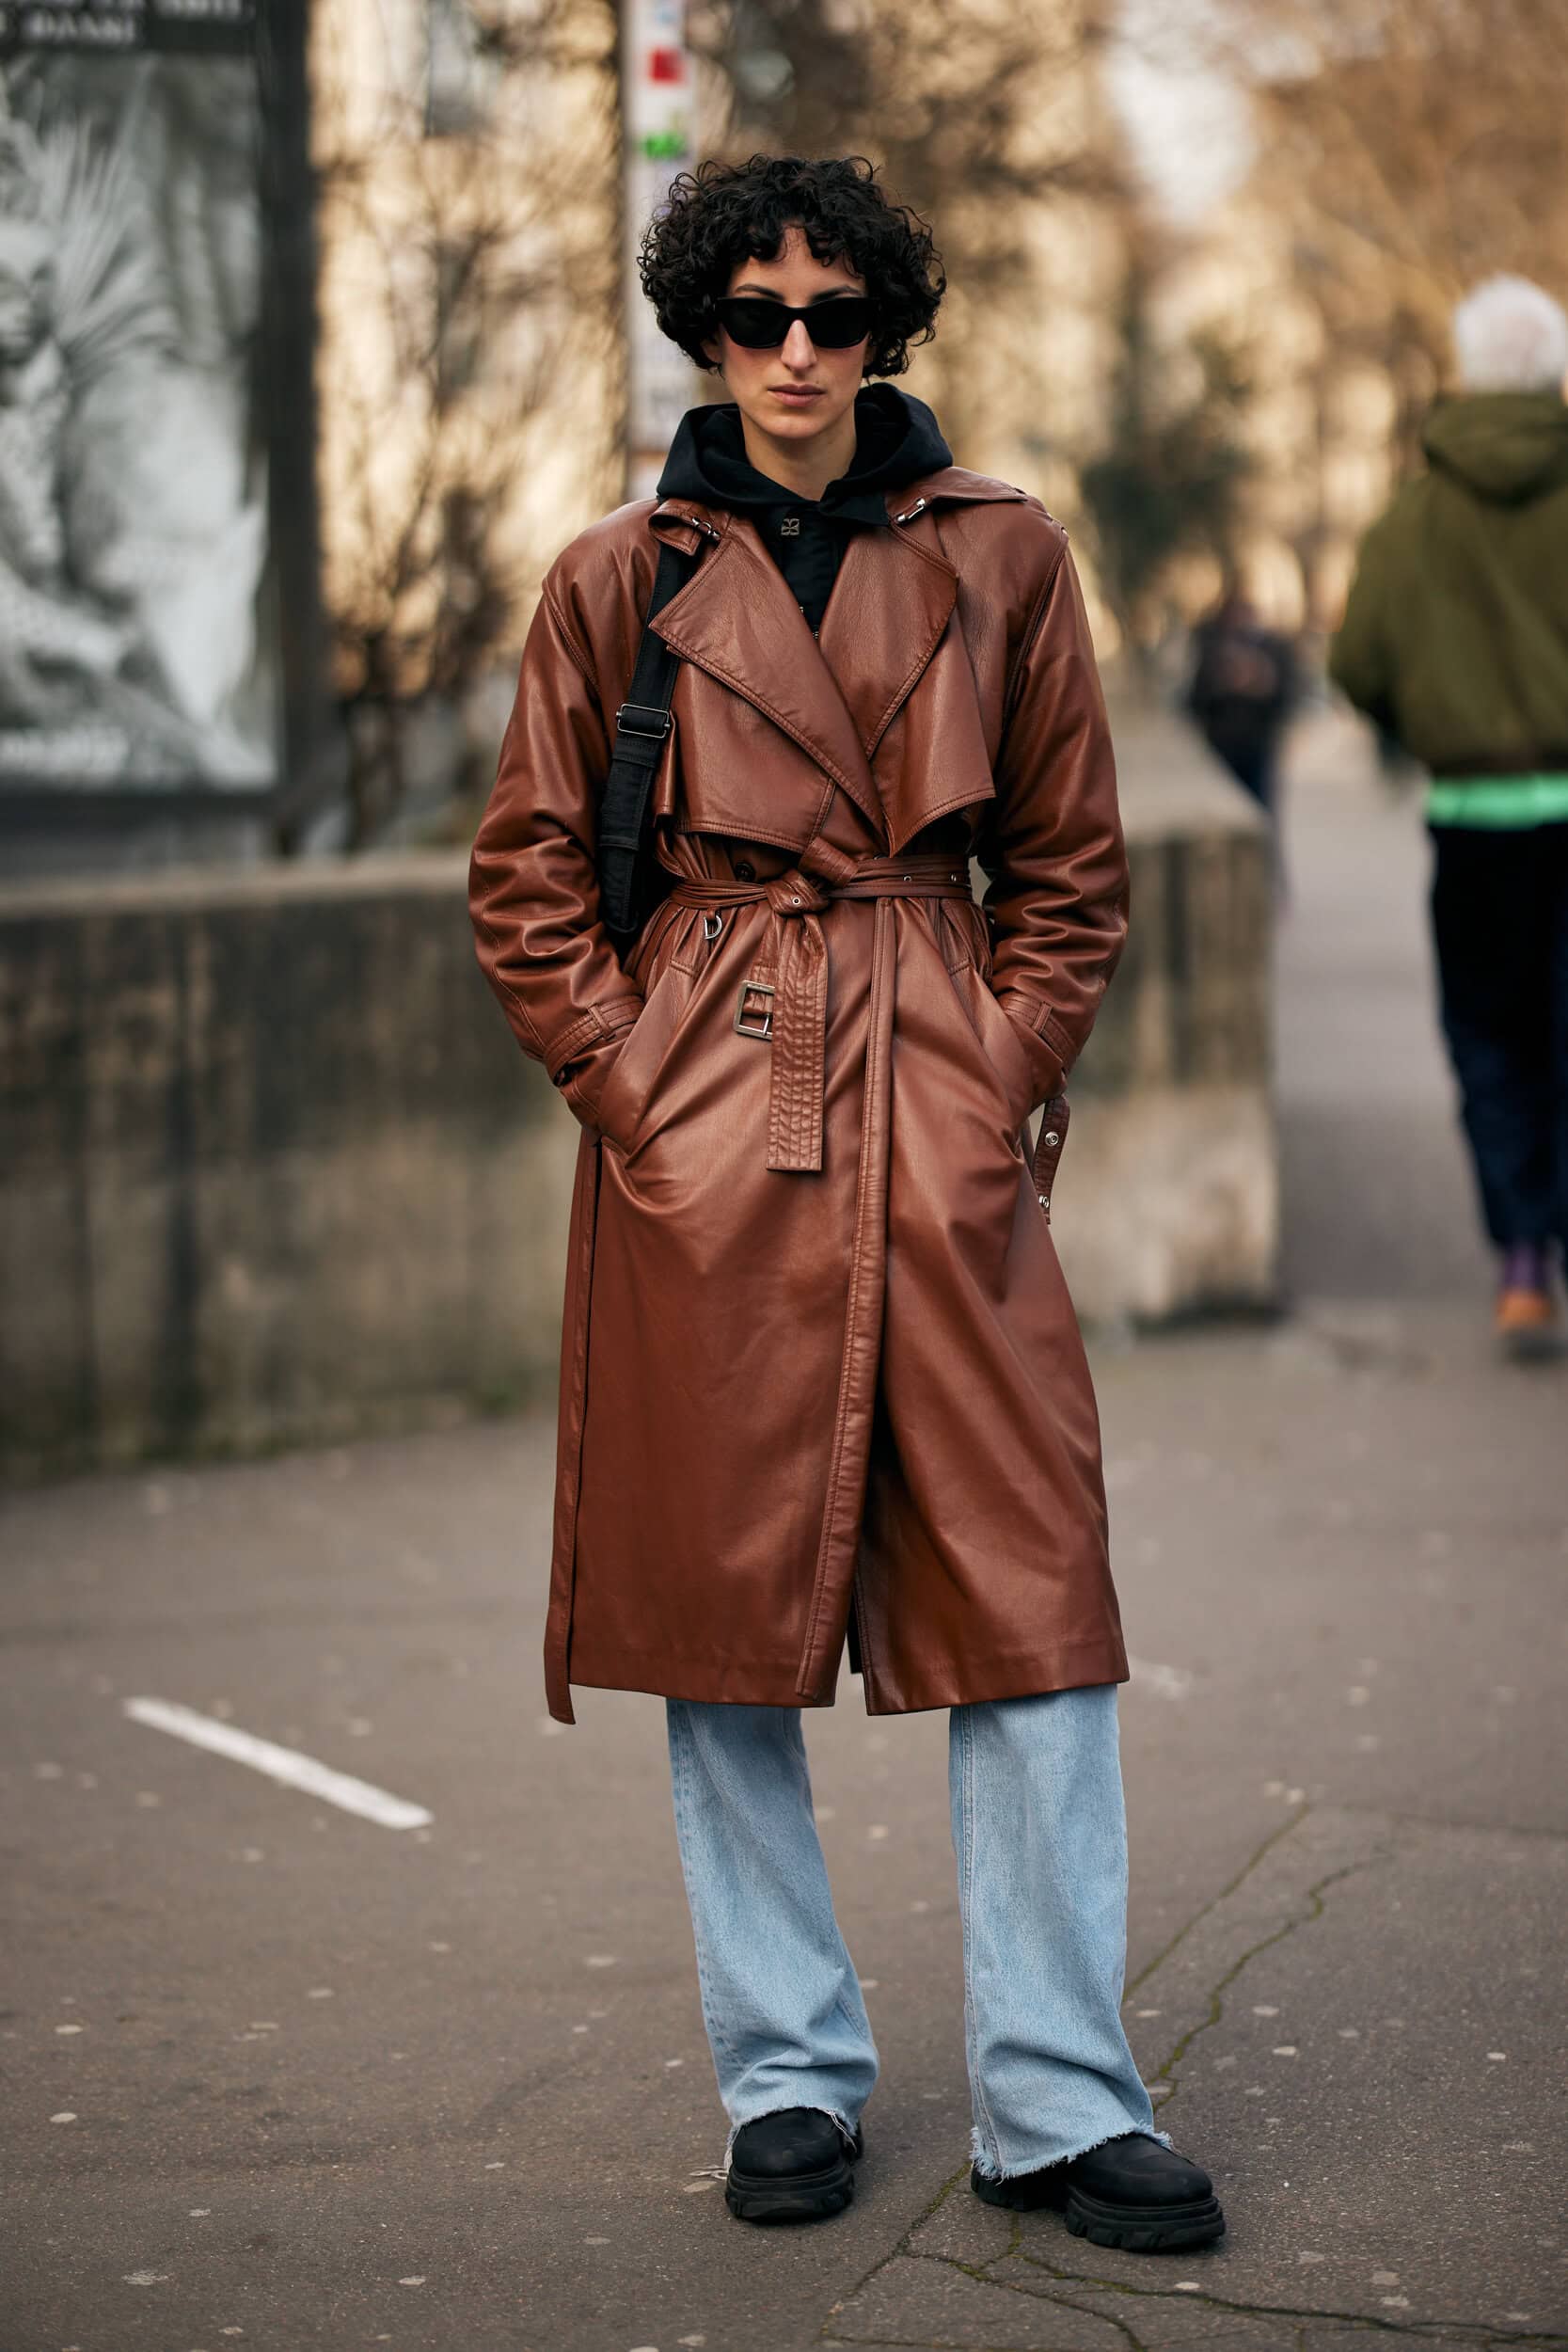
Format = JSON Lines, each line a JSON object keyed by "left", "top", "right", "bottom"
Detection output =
{"left": 686, "top": 0, "right": 1131, "bottom": 462}
{"left": 1080, "top": 237, "right": 1254, "bottom": 660}
{"left": 1161, "top": 0, "right": 1568, "bottom": 457}
{"left": 311, "top": 0, "right": 623, "bottom": 847}
{"left": 312, "top": 0, "right": 1140, "bottom": 843}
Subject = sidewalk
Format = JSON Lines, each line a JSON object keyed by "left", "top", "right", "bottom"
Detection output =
{"left": 3, "top": 713, "right": 1563, "bottom": 2352}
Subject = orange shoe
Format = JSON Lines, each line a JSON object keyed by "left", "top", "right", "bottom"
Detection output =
{"left": 1495, "top": 1246, "right": 1560, "bottom": 1359}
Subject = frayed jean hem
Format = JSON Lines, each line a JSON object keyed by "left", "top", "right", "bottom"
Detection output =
{"left": 969, "top": 2117, "right": 1173, "bottom": 2182}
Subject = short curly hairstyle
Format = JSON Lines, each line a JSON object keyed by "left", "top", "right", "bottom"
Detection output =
{"left": 638, "top": 153, "right": 944, "bottom": 378}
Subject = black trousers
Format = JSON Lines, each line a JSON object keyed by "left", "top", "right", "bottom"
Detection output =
{"left": 1429, "top": 821, "right": 1568, "bottom": 1252}
{"left": 1205, "top": 732, "right": 1277, "bottom": 815}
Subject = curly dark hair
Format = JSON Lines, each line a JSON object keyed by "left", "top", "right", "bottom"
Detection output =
{"left": 638, "top": 153, "right": 945, "bottom": 378}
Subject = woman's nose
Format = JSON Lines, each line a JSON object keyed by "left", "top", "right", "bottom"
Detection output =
{"left": 781, "top": 318, "right": 816, "bottom": 368}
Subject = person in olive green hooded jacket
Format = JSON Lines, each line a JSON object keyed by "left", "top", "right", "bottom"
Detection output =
{"left": 1330, "top": 276, "right": 1568, "bottom": 1355}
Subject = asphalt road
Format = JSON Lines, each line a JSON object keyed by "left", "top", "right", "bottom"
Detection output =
{"left": 4, "top": 713, "right": 1565, "bottom": 2352}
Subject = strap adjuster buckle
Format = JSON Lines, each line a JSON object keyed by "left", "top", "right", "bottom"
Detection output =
{"left": 615, "top": 701, "right": 673, "bottom": 740}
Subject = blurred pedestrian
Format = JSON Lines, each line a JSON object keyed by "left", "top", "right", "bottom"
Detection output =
{"left": 1330, "top": 275, "right": 1568, "bottom": 1356}
{"left": 1185, "top": 588, "right": 1298, "bottom": 887}
{"left": 470, "top": 155, "right": 1222, "bottom": 2248}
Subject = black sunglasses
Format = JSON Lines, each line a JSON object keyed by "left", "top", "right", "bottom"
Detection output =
{"left": 714, "top": 294, "right": 873, "bottom": 351}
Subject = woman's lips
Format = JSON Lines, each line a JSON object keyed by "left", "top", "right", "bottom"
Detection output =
{"left": 770, "top": 386, "right": 823, "bottom": 405}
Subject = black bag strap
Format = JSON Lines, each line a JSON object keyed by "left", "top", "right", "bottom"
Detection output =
{"left": 598, "top": 539, "right": 696, "bottom": 939}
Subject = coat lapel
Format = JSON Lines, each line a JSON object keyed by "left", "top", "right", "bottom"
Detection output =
{"left": 650, "top": 513, "right": 884, "bottom": 837}
{"left": 649, "top": 475, "right": 1030, "bottom": 854}
{"left": 816, "top": 519, "right": 957, "bottom": 763}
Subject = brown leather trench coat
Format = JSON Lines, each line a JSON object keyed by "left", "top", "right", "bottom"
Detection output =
{"left": 469, "top": 465, "right": 1132, "bottom": 1724}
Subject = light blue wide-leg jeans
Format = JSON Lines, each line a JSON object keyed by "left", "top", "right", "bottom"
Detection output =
{"left": 666, "top": 1685, "right": 1163, "bottom": 2176}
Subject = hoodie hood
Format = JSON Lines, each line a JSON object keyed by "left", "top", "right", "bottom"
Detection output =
{"left": 657, "top": 383, "right": 952, "bottom": 522}
{"left": 1422, "top": 391, "right": 1568, "bottom": 505}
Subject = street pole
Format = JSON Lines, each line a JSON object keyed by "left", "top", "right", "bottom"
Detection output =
{"left": 621, "top": 0, "right": 703, "bottom": 497}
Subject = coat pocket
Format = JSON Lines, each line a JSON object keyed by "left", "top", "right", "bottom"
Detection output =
{"left": 944, "top": 949, "right": 1037, "bottom": 1138}
{"left": 595, "top": 898, "right": 736, "bottom": 1153}
{"left": 973, "top": 980, "right": 1039, "bottom": 1136}
{"left": 594, "top": 957, "right": 696, "bottom": 1154}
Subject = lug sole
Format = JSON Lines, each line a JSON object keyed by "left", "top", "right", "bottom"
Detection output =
{"left": 1066, "top": 2188, "right": 1226, "bottom": 2251}
{"left": 971, "top": 2164, "right": 1224, "bottom": 2251}
{"left": 724, "top": 2153, "right": 856, "bottom": 2224}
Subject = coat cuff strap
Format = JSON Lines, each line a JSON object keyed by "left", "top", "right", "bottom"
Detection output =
{"left": 547, "top": 997, "right": 642, "bottom": 1085}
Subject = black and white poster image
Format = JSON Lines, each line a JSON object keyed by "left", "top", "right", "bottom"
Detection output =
{"left": 0, "top": 54, "right": 277, "bottom": 791}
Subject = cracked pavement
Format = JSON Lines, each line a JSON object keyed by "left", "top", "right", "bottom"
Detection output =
{"left": 4, "top": 718, "right": 1565, "bottom": 2348}
{"left": 826, "top": 1808, "right": 1566, "bottom": 2349}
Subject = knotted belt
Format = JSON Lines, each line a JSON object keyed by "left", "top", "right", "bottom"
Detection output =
{"left": 666, "top": 846, "right": 972, "bottom": 1173}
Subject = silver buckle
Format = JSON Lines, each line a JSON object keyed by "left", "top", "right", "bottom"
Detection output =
{"left": 734, "top": 978, "right": 774, "bottom": 1040}
{"left": 614, "top": 701, "right": 672, "bottom": 739}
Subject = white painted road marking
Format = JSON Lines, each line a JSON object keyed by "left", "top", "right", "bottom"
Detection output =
{"left": 122, "top": 1699, "right": 434, "bottom": 1830}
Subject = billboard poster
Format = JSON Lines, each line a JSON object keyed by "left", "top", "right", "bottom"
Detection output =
{"left": 0, "top": 0, "right": 286, "bottom": 808}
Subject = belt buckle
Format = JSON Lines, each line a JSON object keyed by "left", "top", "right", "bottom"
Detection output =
{"left": 734, "top": 978, "right": 774, "bottom": 1041}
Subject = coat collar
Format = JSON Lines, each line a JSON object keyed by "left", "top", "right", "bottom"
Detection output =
{"left": 879, "top": 465, "right": 1031, "bottom": 522}
{"left": 651, "top": 468, "right": 1027, "bottom": 539}
{"left": 649, "top": 473, "right": 1025, "bottom": 843}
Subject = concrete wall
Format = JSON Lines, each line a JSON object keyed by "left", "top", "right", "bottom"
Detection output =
{"left": 1053, "top": 702, "right": 1278, "bottom": 1327}
{"left": 0, "top": 858, "right": 577, "bottom": 1481}
{"left": 0, "top": 714, "right": 1275, "bottom": 1479}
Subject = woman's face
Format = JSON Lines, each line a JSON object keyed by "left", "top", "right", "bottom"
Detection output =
{"left": 0, "top": 226, "right": 52, "bottom": 368}
{"left": 704, "top": 222, "right": 869, "bottom": 453}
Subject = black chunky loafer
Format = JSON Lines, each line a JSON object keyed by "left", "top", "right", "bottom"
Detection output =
{"left": 724, "top": 2106, "right": 864, "bottom": 2224}
{"left": 971, "top": 2131, "right": 1225, "bottom": 2252}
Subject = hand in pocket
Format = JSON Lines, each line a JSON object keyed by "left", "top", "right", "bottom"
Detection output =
{"left": 560, "top": 1023, "right": 639, "bottom": 1143}
{"left": 987, "top": 990, "right": 1065, "bottom": 1128}
{"left": 975, "top": 987, "right": 1044, "bottom": 1134}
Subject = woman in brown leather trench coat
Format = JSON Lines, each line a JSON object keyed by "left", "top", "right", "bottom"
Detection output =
{"left": 470, "top": 155, "right": 1223, "bottom": 2249}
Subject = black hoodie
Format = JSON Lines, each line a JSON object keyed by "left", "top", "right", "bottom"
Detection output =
{"left": 656, "top": 383, "right": 951, "bottom": 633}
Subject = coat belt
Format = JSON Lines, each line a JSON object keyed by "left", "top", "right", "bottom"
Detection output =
{"left": 666, "top": 848, "right": 972, "bottom": 1173}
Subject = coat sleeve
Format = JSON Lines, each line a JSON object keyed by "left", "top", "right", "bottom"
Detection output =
{"left": 1328, "top": 516, "right": 1399, "bottom": 739}
{"left": 468, "top": 569, "right": 645, "bottom": 1130}
{"left": 975, "top": 538, "right": 1129, "bottom": 1108}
